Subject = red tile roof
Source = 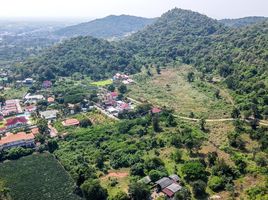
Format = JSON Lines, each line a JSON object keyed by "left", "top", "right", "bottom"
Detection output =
{"left": 47, "top": 97, "right": 55, "bottom": 103}
{"left": 110, "top": 92, "right": 118, "bottom": 97}
{"left": 6, "top": 116, "right": 27, "bottom": 126}
{"left": 120, "top": 103, "right": 130, "bottom": 110}
{"left": 25, "top": 105, "right": 37, "bottom": 112}
{"left": 0, "top": 132, "right": 34, "bottom": 146}
{"left": 31, "top": 128, "right": 39, "bottom": 135}
{"left": 152, "top": 107, "right": 162, "bottom": 114}
{"left": 62, "top": 118, "right": 80, "bottom": 126}
{"left": 162, "top": 188, "right": 174, "bottom": 197}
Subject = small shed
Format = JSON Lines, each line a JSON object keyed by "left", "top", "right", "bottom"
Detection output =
{"left": 162, "top": 183, "right": 182, "bottom": 197}
{"left": 138, "top": 176, "right": 152, "bottom": 184}
{"left": 169, "top": 174, "right": 180, "bottom": 182}
{"left": 155, "top": 177, "right": 173, "bottom": 191}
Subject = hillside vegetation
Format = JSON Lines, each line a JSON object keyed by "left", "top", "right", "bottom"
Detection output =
{"left": 0, "top": 153, "right": 80, "bottom": 200}
{"left": 56, "top": 15, "right": 156, "bottom": 39}
{"left": 19, "top": 8, "right": 268, "bottom": 118}
{"left": 219, "top": 16, "right": 267, "bottom": 28}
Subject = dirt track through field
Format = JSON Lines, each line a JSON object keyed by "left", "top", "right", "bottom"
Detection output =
{"left": 101, "top": 172, "right": 129, "bottom": 179}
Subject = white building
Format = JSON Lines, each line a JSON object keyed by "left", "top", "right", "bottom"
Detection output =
{"left": 40, "top": 110, "right": 58, "bottom": 120}
{"left": 24, "top": 93, "right": 44, "bottom": 103}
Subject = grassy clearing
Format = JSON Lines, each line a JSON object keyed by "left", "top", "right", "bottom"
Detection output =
{"left": 0, "top": 153, "right": 80, "bottom": 200}
{"left": 91, "top": 79, "right": 113, "bottom": 86}
{"left": 2, "top": 87, "right": 28, "bottom": 99}
{"left": 128, "top": 65, "right": 233, "bottom": 119}
{"left": 53, "top": 110, "right": 114, "bottom": 134}
{"left": 100, "top": 169, "right": 130, "bottom": 197}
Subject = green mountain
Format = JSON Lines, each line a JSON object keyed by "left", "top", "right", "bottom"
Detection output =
{"left": 19, "top": 8, "right": 268, "bottom": 117}
{"left": 55, "top": 15, "right": 156, "bottom": 39}
{"left": 219, "top": 16, "right": 267, "bottom": 28}
{"left": 123, "top": 8, "right": 227, "bottom": 64}
{"left": 21, "top": 36, "right": 136, "bottom": 80}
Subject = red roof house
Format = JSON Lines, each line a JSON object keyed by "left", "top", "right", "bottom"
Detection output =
{"left": 47, "top": 97, "right": 55, "bottom": 103}
{"left": 25, "top": 105, "right": 37, "bottom": 112}
{"left": 62, "top": 118, "right": 80, "bottom": 127}
{"left": 0, "top": 132, "right": 35, "bottom": 150}
{"left": 151, "top": 107, "right": 162, "bottom": 114}
{"left": 120, "top": 103, "right": 130, "bottom": 111}
{"left": 6, "top": 116, "right": 28, "bottom": 129}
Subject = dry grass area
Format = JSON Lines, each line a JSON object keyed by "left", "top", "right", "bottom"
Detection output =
{"left": 200, "top": 121, "right": 234, "bottom": 165}
{"left": 129, "top": 65, "right": 232, "bottom": 118}
{"left": 234, "top": 175, "right": 267, "bottom": 199}
{"left": 206, "top": 121, "right": 234, "bottom": 147}
{"left": 100, "top": 169, "right": 130, "bottom": 197}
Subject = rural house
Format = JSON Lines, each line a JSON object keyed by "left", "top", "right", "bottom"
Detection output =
{"left": 6, "top": 116, "right": 28, "bottom": 129}
{"left": 0, "top": 132, "right": 35, "bottom": 150}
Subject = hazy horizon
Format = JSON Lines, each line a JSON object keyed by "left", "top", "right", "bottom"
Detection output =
{"left": 0, "top": 0, "right": 267, "bottom": 21}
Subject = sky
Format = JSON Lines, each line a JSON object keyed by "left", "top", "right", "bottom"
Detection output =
{"left": 0, "top": 0, "right": 267, "bottom": 20}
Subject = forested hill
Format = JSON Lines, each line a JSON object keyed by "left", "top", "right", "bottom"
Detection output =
{"left": 19, "top": 8, "right": 268, "bottom": 117}
{"left": 123, "top": 8, "right": 227, "bottom": 64}
{"left": 55, "top": 15, "right": 156, "bottom": 39}
{"left": 219, "top": 16, "right": 267, "bottom": 28}
{"left": 21, "top": 36, "right": 137, "bottom": 81}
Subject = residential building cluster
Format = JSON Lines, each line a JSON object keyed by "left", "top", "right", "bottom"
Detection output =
{"left": 0, "top": 99, "right": 23, "bottom": 117}
{"left": 100, "top": 91, "right": 134, "bottom": 117}
{"left": 113, "top": 73, "right": 134, "bottom": 85}
{"left": 140, "top": 174, "right": 182, "bottom": 199}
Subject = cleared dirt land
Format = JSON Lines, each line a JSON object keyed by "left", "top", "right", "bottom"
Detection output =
{"left": 0, "top": 153, "right": 80, "bottom": 200}
{"left": 128, "top": 65, "right": 233, "bottom": 119}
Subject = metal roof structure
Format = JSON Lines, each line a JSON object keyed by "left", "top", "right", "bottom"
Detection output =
{"left": 169, "top": 174, "right": 180, "bottom": 182}
{"left": 155, "top": 177, "right": 173, "bottom": 189}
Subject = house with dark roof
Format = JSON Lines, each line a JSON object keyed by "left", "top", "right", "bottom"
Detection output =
{"left": 155, "top": 177, "right": 174, "bottom": 191}
{"left": 169, "top": 174, "right": 180, "bottom": 182}
{"left": 154, "top": 175, "right": 182, "bottom": 198}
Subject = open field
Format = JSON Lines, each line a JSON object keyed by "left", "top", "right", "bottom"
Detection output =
{"left": 128, "top": 65, "right": 233, "bottom": 119}
{"left": 2, "top": 87, "right": 28, "bottom": 99}
{"left": 91, "top": 79, "right": 113, "bottom": 86}
{"left": 0, "top": 153, "right": 80, "bottom": 200}
{"left": 100, "top": 169, "right": 130, "bottom": 197}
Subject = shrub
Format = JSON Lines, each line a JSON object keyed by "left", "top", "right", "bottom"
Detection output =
{"left": 191, "top": 180, "right": 207, "bottom": 198}
{"left": 171, "top": 149, "right": 183, "bottom": 163}
{"left": 81, "top": 179, "right": 108, "bottom": 200}
{"left": 149, "top": 170, "right": 166, "bottom": 182}
{"left": 130, "top": 163, "right": 145, "bottom": 176}
{"left": 208, "top": 176, "right": 225, "bottom": 191}
{"left": 80, "top": 119, "right": 92, "bottom": 128}
{"left": 6, "top": 147, "right": 33, "bottom": 160}
{"left": 110, "top": 191, "right": 130, "bottom": 200}
{"left": 128, "top": 182, "right": 150, "bottom": 200}
{"left": 174, "top": 187, "right": 191, "bottom": 200}
{"left": 181, "top": 161, "right": 207, "bottom": 182}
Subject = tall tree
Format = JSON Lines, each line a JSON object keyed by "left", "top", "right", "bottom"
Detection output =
{"left": 81, "top": 179, "right": 108, "bottom": 200}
